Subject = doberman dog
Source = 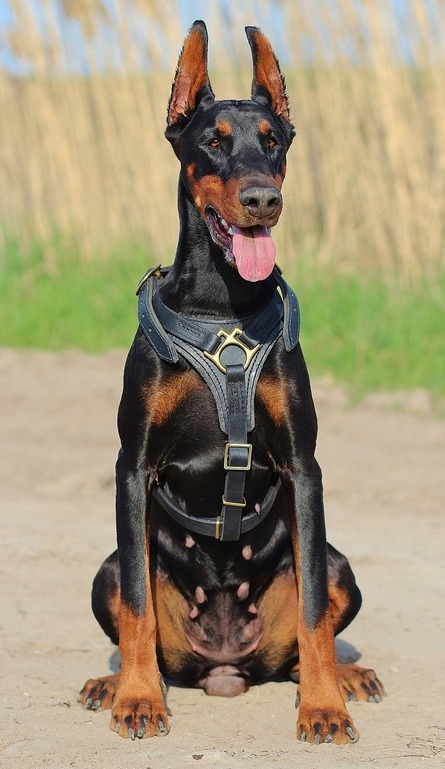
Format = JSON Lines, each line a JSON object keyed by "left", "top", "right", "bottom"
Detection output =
{"left": 79, "top": 21, "right": 383, "bottom": 744}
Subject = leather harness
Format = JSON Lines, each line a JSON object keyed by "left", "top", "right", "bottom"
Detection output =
{"left": 136, "top": 265, "right": 300, "bottom": 542}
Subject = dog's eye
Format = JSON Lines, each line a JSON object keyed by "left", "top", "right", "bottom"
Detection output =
{"left": 208, "top": 138, "right": 221, "bottom": 149}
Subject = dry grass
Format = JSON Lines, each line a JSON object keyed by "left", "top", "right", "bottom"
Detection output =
{"left": 0, "top": 0, "right": 444, "bottom": 278}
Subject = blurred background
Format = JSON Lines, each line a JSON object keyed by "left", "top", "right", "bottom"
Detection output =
{"left": 0, "top": 0, "right": 444, "bottom": 395}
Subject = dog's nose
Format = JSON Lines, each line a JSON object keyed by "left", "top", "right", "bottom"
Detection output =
{"left": 239, "top": 186, "right": 282, "bottom": 219}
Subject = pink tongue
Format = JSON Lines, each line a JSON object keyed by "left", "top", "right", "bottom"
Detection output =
{"left": 231, "top": 225, "right": 276, "bottom": 282}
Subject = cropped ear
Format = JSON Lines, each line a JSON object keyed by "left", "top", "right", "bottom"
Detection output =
{"left": 245, "top": 26, "right": 294, "bottom": 140}
{"left": 166, "top": 20, "right": 214, "bottom": 129}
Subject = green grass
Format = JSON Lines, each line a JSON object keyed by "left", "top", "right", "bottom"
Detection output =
{"left": 0, "top": 235, "right": 152, "bottom": 352}
{"left": 293, "top": 263, "right": 445, "bottom": 397}
{"left": 1, "top": 236, "right": 444, "bottom": 396}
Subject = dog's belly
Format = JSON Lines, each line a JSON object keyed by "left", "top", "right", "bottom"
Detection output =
{"left": 153, "top": 569, "right": 299, "bottom": 693}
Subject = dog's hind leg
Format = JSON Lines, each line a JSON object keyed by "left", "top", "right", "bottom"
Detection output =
{"left": 79, "top": 552, "right": 121, "bottom": 711}
{"left": 326, "top": 545, "right": 384, "bottom": 703}
{"left": 91, "top": 550, "right": 121, "bottom": 645}
{"left": 327, "top": 544, "right": 362, "bottom": 636}
{"left": 282, "top": 457, "right": 360, "bottom": 745}
{"left": 290, "top": 544, "right": 384, "bottom": 705}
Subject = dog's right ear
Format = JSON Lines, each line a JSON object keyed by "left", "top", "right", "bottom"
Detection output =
{"left": 166, "top": 20, "right": 214, "bottom": 147}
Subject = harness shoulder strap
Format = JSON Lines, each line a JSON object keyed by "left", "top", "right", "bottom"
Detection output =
{"left": 273, "top": 267, "right": 300, "bottom": 351}
{"left": 136, "top": 266, "right": 178, "bottom": 363}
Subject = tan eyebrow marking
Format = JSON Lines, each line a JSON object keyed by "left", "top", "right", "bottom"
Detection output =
{"left": 216, "top": 119, "right": 233, "bottom": 136}
{"left": 259, "top": 119, "right": 272, "bottom": 135}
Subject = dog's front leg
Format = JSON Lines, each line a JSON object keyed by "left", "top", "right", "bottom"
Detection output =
{"left": 285, "top": 459, "right": 359, "bottom": 745}
{"left": 110, "top": 450, "right": 169, "bottom": 739}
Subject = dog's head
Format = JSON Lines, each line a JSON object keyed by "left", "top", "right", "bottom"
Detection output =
{"left": 165, "top": 21, "right": 295, "bottom": 283}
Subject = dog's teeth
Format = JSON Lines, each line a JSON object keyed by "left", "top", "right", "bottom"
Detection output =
{"left": 195, "top": 586, "right": 207, "bottom": 604}
{"left": 254, "top": 503, "right": 261, "bottom": 514}
{"left": 189, "top": 606, "right": 199, "bottom": 619}
{"left": 185, "top": 534, "right": 196, "bottom": 548}
{"left": 247, "top": 603, "right": 257, "bottom": 615}
{"left": 242, "top": 544, "right": 253, "bottom": 560}
{"left": 227, "top": 226, "right": 233, "bottom": 236}
{"left": 237, "top": 581, "right": 250, "bottom": 600}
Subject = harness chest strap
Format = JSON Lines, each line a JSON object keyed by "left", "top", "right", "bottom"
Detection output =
{"left": 220, "top": 362, "right": 250, "bottom": 540}
{"left": 154, "top": 475, "right": 281, "bottom": 538}
{"left": 137, "top": 265, "right": 299, "bottom": 541}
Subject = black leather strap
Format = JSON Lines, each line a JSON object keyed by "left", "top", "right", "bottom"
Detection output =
{"left": 220, "top": 363, "right": 249, "bottom": 540}
{"left": 137, "top": 267, "right": 178, "bottom": 363}
{"left": 274, "top": 268, "right": 300, "bottom": 351}
{"left": 151, "top": 299, "right": 222, "bottom": 355}
{"left": 153, "top": 477, "right": 281, "bottom": 538}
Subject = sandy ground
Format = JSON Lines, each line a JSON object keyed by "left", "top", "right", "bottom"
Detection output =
{"left": 1, "top": 347, "right": 444, "bottom": 769}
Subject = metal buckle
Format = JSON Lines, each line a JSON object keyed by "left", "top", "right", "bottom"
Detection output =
{"left": 222, "top": 495, "right": 247, "bottom": 508}
{"left": 214, "top": 516, "right": 222, "bottom": 539}
{"left": 203, "top": 327, "right": 260, "bottom": 374}
{"left": 224, "top": 442, "right": 252, "bottom": 471}
{"left": 135, "top": 264, "right": 162, "bottom": 295}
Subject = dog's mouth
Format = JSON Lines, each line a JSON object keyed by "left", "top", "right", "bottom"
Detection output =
{"left": 205, "top": 207, "right": 276, "bottom": 283}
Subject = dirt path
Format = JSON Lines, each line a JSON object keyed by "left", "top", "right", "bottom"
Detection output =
{"left": 1, "top": 348, "right": 444, "bottom": 769}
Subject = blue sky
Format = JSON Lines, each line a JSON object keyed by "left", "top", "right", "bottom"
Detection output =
{"left": 0, "top": 0, "right": 288, "bottom": 75}
{"left": 0, "top": 1, "right": 440, "bottom": 75}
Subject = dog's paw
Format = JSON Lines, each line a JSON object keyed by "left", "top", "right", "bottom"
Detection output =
{"left": 297, "top": 705, "right": 359, "bottom": 744}
{"left": 336, "top": 663, "right": 384, "bottom": 703}
{"left": 110, "top": 697, "right": 170, "bottom": 739}
{"left": 79, "top": 673, "right": 119, "bottom": 711}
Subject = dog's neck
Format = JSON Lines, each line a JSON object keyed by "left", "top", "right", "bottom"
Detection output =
{"left": 159, "top": 181, "right": 276, "bottom": 318}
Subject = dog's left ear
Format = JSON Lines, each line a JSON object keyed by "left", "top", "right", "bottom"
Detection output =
{"left": 245, "top": 26, "right": 295, "bottom": 145}
{"left": 166, "top": 20, "right": 214, "bottom": 146}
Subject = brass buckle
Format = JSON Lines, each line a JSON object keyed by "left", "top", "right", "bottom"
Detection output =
{"left": 135, "top": 264, "right": 162, "bottom": 295}
{"left": 214, "top": 516, "right": 222, "bottom": 539}
{"left": 203, "top": 328, "right": 260, "bottom": 374}
{"left": 224, "top": 442, "right": 252, "bottom": 471}
{"left": 222, "top": 495, "right": 247, "bottom": 508}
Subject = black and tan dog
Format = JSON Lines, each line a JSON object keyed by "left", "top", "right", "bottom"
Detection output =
{"left": 80, "top": 21, "right": 383, "bottom": 744}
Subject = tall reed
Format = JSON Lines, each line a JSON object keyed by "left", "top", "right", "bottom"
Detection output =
{"left": 0, "top": 0, "right": 443, "bottom": 279}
